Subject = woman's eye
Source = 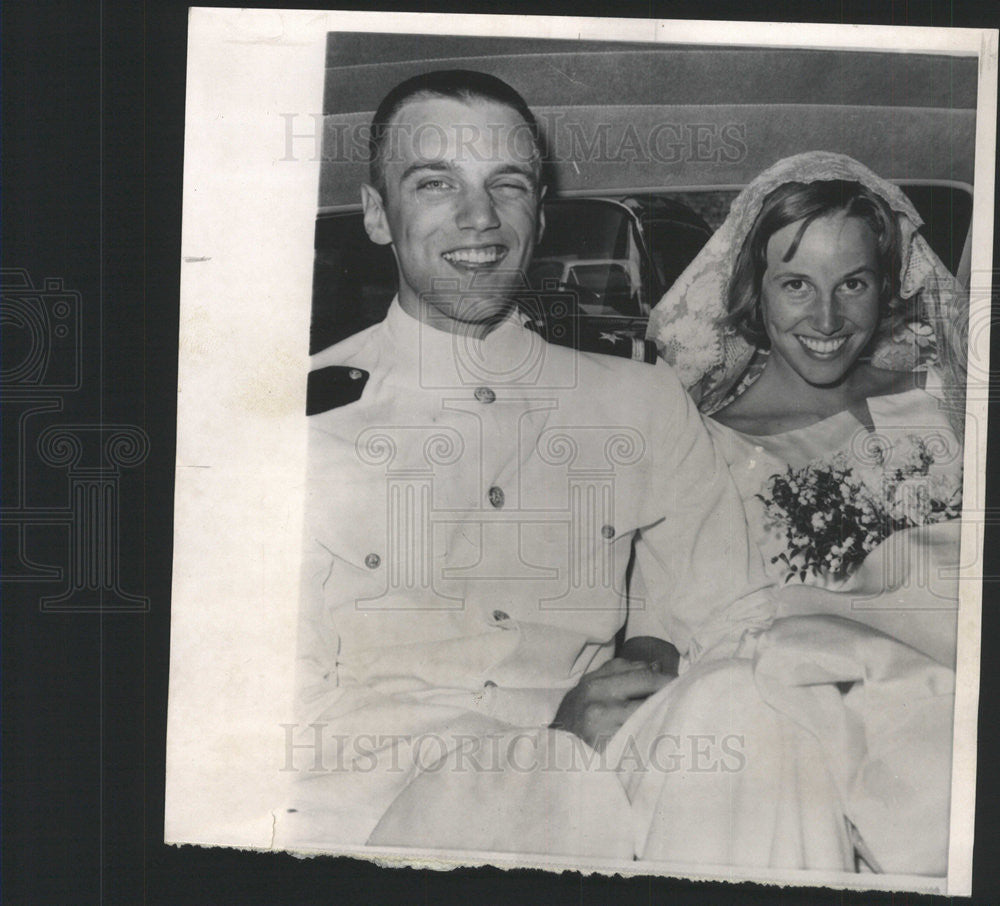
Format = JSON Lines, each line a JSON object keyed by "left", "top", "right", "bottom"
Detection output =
{"left": 841, "top": 278, "right": 868, "bottom": 293}
{"left": 782, "top": 279, "right": 808, "bottom": 293}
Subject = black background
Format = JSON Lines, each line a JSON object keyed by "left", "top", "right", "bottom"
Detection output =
{"left": 3, "top": 1, "right": 999, "bottom": 903}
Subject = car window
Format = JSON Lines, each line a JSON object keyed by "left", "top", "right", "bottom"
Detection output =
{"left": 638, "top": 215, "right": 716, "bottom": 291}
{"left": 534, "top": 200, "right": 630, "bottom": 259}
{"left": 310, "top": 214, "right": 396, "bottom": 353}
{"left": 664, "top": 186, "right": 971, "bottom": 275}
{"left": 898, "top": 185, "right": 973, "bottom": 277}
{"left": 530, "top": 200, "right": 645, "bottom": 317}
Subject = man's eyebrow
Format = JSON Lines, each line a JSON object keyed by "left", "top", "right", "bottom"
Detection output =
{"left": 399, "top": 160, "right": 453, "bottom": 182}
{"left": 398, "top": 160, "right": 539, "bottom": 185}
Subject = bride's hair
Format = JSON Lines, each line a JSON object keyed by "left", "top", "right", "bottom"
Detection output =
{"left": 726, "top": 179, "right": 902, "bottom": 346}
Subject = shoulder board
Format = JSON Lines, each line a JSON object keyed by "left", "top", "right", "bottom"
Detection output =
{"left": 306, "top": 366, "right": 369, "bottom": 415}
{"left": 526, "top": 319, "right": 659, "bottom": 365}
{"left": 572, "top": 324, "right": 659, "bottom": 364}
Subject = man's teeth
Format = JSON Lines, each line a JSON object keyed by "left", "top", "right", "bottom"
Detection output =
{"left": 443, "top": 247, "right": 504, "bottom": 265}
{"left": 797, "top": 335, "right": 848, "bottom": 354}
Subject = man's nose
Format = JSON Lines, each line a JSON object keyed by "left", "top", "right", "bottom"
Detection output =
{"left": 457, "top": 187, "right": 500, "bottom": 231}
{"left": 812, "top": 292, "right": 844, "bottom": 334}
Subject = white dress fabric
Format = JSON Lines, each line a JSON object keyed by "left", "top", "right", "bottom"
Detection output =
{"left": 634, "top": 153, "right": 965, "bottom": 875}
{"left": 707, "top": 376, "right": 962, "bottom": 668}
{"left": 699, "top": 382, "right": 962, "bottom": 875}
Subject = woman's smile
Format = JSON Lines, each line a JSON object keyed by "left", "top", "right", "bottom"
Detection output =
{"left": 794, "top": 334, "right": 851, "bottom": 356}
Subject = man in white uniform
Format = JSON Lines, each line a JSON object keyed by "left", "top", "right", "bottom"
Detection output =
{"left": 283, "top": 71, "right": 852, "bottom": 866}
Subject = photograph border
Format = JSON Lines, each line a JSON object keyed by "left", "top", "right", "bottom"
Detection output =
{"left": 166, "top": 9, "right": 998, "bottom": 897}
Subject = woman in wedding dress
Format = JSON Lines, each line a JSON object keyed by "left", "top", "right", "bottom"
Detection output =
{"left": 644, "top": 151, "right": 968, "bottom": 873}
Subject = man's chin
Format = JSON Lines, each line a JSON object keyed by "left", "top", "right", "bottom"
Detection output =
{"left": 425, "top": 294, "right": 516, "bottom": 324}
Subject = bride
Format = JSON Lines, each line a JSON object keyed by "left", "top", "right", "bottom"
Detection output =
{"left": 649, "top": 151, "right": 965, "bottom": 657}
{"left": 647, "top": 151, "right": 967, "bottom": 873}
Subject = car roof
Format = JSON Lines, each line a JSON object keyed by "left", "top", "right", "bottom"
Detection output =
{"left": 319, "top": 34, "right": 977, "bottom": 208}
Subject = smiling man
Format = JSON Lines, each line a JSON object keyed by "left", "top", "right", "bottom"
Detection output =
{"left": 360, "top": 80, "right": 544, "bottom": 338}
{"left": 284, "top": 71, "right": 855, "bottom": 866}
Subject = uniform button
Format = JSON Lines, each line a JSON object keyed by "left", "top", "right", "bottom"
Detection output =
{"left": 474, "top": 386, "right": 496, "bottom": 404}
{"left": 601, "top": 524, "right": 615, "bottom": 539}
{"left": 348, "top": 369, "right": 364, "bottom": 380}
{"left": 488, "top": 486, "right": 505, "bottom": 508}
{"left": 364, "top": 553, "right": 381, "bottom": 569}
{"left": 483, "top": 680, "right": 498, "bottom": 688}
{"left": 492, "top": 609, "right": 510, "bottom": 622}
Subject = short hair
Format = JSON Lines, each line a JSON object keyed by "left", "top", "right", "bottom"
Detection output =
{"left": 726, "top": 180, "right": 902, "bottom": 346}
{"left": 367, "top": 69, "right": 544, "bottom": 196}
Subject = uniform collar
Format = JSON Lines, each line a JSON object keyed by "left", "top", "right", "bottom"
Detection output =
{"left": 382, "top": 297, "right": 537, "bottom": 389}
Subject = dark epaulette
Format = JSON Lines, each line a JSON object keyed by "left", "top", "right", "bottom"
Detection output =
{"left": 306, "top": 365, "right": 369, "bottom": 415}
{"left": 574, "top": 332, "right": 658, "bottom": 365}
{"left": 522, "top": 318, "right": 659, "bottom": 365}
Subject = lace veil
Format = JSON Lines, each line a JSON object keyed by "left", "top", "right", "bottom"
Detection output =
{"left": 645, "top": 152, "right": 968, "bottom": 432}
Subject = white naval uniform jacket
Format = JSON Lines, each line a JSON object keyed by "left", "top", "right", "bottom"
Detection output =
{"left": 299, "top": 300, "right": 774, "bottom": 749}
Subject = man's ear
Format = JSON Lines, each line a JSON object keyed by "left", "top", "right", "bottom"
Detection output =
{"left": 536, "top": 184, "right": 546, "bottom": 245}
{"left": 361, "top": 183, "right": 393, "bottom": 246}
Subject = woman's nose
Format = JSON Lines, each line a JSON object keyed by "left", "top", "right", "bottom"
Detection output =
{"left": 457, "top": 188, "right": 500, "bottom": 231}
{"left": 812, "top": 293, "right": 844, "bottom": 334}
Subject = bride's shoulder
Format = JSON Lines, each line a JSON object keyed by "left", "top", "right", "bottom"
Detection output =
{"left": 709, "top": 383, "right": 786, "bottom": 435}
{"left": 709, "top": 400, "right": 758, "bottom": 434}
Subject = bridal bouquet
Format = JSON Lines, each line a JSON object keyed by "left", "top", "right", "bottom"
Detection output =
{"left": 758, "top": 436, "right": 962, "bottom": 583}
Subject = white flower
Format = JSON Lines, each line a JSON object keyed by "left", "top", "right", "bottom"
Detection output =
{"left": 899, "top": 436, "right": 931, "bottom": 472}
{"left": 830, "top": 452, "right": 851, "bottom": 471}
{"left": 811, "top": 512, "right": 828, "bottom": 531}
{"left": 929, "top": 471, "right": 962, "bottom": 503}
{"left": 855, "top": 466, "right": 885, "bottom": 497}
{"left": 889, "top": 479, "right": 933, "bottom": 525}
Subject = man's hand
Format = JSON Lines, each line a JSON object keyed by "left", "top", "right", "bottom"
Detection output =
{"left": 551, "top": 657, "right": 674, "bottom": 751}
{"left": 616, "top": 635, "right": 680, "bottom": 677}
